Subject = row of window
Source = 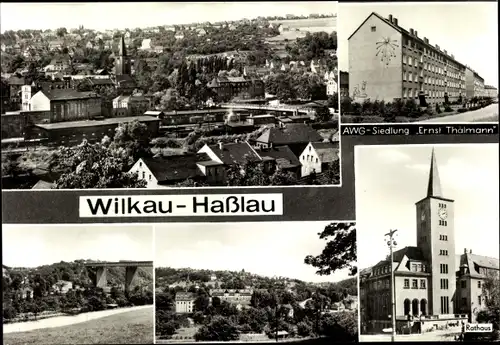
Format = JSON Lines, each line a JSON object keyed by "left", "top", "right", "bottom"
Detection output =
{"left": 403, "top": 278, "right": 426, "bottom": 289}
{"left": 439, "top": 203, "right": 447, "bottom": 209}
{"left": 439, "top": 220, "right": 448, "bottom": 226}
{"left": 439, "top": 249, "right": 449, "bottom": 256}
{"left": 460, "top": 280, "right": 482, "bottom": 289}
{"left": 440, "top": 263, "right": 449, "bottom": 274}
{"left": 440, "top": 278, "right": 449, "bottom": 289}
{"left": 373, "top": 265, "right": 391, "bottom": 276}
{"left": 439, "top": 234, "right": 448, "bottom": 241}
{"left": 410, "top": 263, "right": 427, "bottom": 272}
{"left": 404, "top": 39, "right": 464, "bottom": 73}
{"left": 402, "top": 88, "right": 461, "bottom": 99}
{"left": 461, "top": 296, "right": 483, "bottom": 307}
{"left": 440, "top": 296, "right": 450, "bottom": 314}
{"left": 302, "top": 154, "right": 319, "bottom": 163}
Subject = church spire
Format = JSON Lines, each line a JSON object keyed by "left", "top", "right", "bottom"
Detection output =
{"left": 426, "top": 148, "right": 442, "bottom": 198}
{"left": 119, "top": 36, "right": 126, "bottom": 57}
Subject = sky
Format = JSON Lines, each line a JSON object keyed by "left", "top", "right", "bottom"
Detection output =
{"left": 0, "top": 2, "right": 336, "bottom": 33}
{"left": 338, "top": 2, "right": 498, "bottom": 88}
{"left": 155, "top": 222, "right": 353, "bottom": 283}
{"left": 355, "top": 143, "right": 499, "bottom": 269}
{"left": 2, "top": 225, "right": 154, "bottom": 267}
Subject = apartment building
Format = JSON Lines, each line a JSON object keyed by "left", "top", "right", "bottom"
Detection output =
{"left": 465, "top": 67, "right": 485, "bottom": 99}
{"left": 348, "top": 12, "right": 467, "bottom": 105}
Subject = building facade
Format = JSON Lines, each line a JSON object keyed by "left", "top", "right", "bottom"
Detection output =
{"left": 29, "top": 89, "right": 102, "bottom": 122}
{"left": 112, "top": 95, "right": 150, "bottom": 117}
{"left": 360, "top": 149, "right": 476, "bottom": 334}
{"left": 175, "top": 292, "right": 196, "bottom": 313}
{"left": 465, "top": 67, "right": 485, "bottom": 99}
{"left": 210, "top": 289, "right": 253, "bottom": 309}
{"left": 207, "top": 76, "right": 265, "bottom": 102}
{"left": 484, "top": 85, "right": 498, "bottom": 99}
{"left": 348, "top": 13, "right": 466, "bottom": 105}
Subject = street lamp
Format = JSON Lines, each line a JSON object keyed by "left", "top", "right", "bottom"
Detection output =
{"left": 385, "top": 229, "right": 398, "bottom": 343}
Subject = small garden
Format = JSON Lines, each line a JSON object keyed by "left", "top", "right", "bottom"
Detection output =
{"left": 341, "top": 96, "right": 495, "bottom": 123}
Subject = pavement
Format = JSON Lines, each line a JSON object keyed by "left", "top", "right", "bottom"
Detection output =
{"left": 3, "top": 305, "right": 152, "bottom": 334}
{"left": 359, "top": 329, "right": 460, "bottom": 342}
{"left": 418, "top": 104, "right": 499, "bottom": 123}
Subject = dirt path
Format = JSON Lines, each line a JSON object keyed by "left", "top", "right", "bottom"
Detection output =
{"left": 3, "top": 305, "right": 152, "bottom": 334}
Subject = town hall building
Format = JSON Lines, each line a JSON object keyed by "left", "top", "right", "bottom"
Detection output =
{"left": 359, "top": 149, "right": 498, "bottom": 334}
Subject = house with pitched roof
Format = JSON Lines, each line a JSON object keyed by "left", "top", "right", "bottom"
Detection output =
{"left": 112, "top": 94, "right": 150, "bottom": 117}
{"left": 455, "top": 249, "right": 499, "bottom": 322}
{"left": 128, "top": 153, "right": 222, "bottom": 188}
{"left": 257, "top": 145, "right": 301, "bottom": 177}
{"left": 175, "top": 292, "right": 196, "bottom": 313}
{"left": 299, "top": 141, "right": 339, "bottom": 177}
{"left": 254, "top": 123, "right": 323, "bottom": 157}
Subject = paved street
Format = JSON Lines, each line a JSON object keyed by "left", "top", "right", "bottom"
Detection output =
{"left": 418, "top": 104, "right": 499, "bottom": 123}
{"left": 360, "top": 330, "right": 460, "bottom": 342}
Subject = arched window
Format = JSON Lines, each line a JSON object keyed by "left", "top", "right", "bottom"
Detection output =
{"left": 412, "top": 299, "right": 419, "bottom": 316}
{"left": 420, "top": 299, "right": 427, "bottom": 316}
{"left": 404, "top": 299, "right": 411, "bottom": 315}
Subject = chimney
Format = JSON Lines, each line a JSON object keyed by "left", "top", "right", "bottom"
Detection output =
{"left": 470, "top": 249, "right": 472, "bottom": 254}
{"left": 435, "top": 44, "right": 440, "bottom": 50}
{"left": 451, "top": 54, "right": 454, "bottom": 59}
{"left": 444, "top": 49, "right": 447, "bottom": 55}
{"left": 388, "top": 14, "right": 393, "bottom": 23}
{"left": 424, "top": 37, "right": 429, "bottom": 44}
{"left": 410, "top": 28, "right": 414, "bottom": 35}
{"left": 393, "top": 18, "right": 398, "bottom": 26}
{"left": 464, "top": 248, "right": 467, "bottom": 254}
{"left": 414, "top": 30, "right": 418, "bottom": 37}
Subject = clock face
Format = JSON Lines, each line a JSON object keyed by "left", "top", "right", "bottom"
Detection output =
{"left": 375, "top": 36, "right": 399, "bottom": 66}
{"left": 438, "top": 208, "right": 448, "bottom": 220}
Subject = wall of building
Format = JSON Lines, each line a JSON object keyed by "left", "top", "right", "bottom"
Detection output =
{"left": 49, "top": 98, "right": 102, "bottom": 122}
{"left": 348, "top": 15, "right": 403, "bottom": 103}
{"left": 129, "top": 159, "right": 162, "bottom": 188}
{"left": 300, "top": 143, "right": 322, "bottom": 177}
{"left": 30, "top": 92, "right": 51, "bottom": 111}
{"left": 175, "top": 300, "right": 194, "bottom": 313}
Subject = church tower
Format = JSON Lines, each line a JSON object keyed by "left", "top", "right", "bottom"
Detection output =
{"left": 115, "top": 36, "right": 130, "bottom": 76}
{"left": 415, "top": 148, "right": 456, "bottom": 316}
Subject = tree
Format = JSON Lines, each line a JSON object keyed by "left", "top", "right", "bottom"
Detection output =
{"left": 56, "top": 27, "right": 67, "bottom": 38}
{"left": 111, "top": 120, "right": 153, "bottom": 162}
{"left": 315, "top": 106, "right": 332, "bottom": 122}
{"left": 304, "top": 222, "right": 357, "bottom": 276}
{"left": 477, "top": 270, "right": 500, "bottom": 331}
{"left": 52, "top": 140, "right": 147, "bottom": 189}
{"left": 194, "top": 315, "right": 240, "bottom": 341}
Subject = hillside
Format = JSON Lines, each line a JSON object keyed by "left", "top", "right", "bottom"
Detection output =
{"left": 4, "top": 260, "right": 153, "bottom": 290}
{"left": 155, "top": 267, "right": 356, "bottom": 297}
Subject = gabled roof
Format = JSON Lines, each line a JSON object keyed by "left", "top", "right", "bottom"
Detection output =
{"left": 458, "top": 252, "right": 499, "bottom": 278}
{"left": 140, "top": 153, "right": 211, "bottom": 183}
{"left": 256, "top": 124, "right": 322, "bottom": 145}
{"left": 207, "top": 141, "right": 261, "bottom": 165}
{"left": 393, "top": 246, "right": 425, "bottom": 263}
{"left": 7, "top": 76, "right": 25, "bottom": 85}
{"left": 41, "top": 89, "right": 99, "bottom": 101}
{"left": 175, "top": 292, "right": 196, "bottom": 301}
{"left": 310, "top": 142, "right": 339, "bottom": 163}
{"left": 258, "top": 145, "right": 300, "bottom": 169}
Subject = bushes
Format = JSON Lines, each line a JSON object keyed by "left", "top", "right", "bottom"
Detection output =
{"left": 444, "top": 105, "right": 453, "bottom": 112}
{"left": 151, "top": 137, "right": 182, "bottom": 149}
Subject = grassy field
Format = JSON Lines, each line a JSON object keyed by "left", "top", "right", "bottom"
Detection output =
{"left": 3, "top": 306, "right": 154, "bottom": 345}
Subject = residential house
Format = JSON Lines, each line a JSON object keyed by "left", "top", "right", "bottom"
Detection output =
{"left": 254, "top": 123, "right": 323, "bottom": 157}
{"left": 174, "top": 32, "right": 185, "bottom": 40}
{"left": 210, "top": 289, "right": 253, "bottom": 309}
{"left": 139, "top": 39, "right": 152, "bottom": 51}
{"left": 257, "top": 145, "right": 301, "bottom": 177}
{"left": 6, "top": 75, "right": 25, "bottom": 108}
{"left": 196, "top": 28, "right": 207, "bottom": 36}
{"left": 128, "top": 153, "right": 218, "bottom": 187}
{"left": 52, "top": 280, "right": 74, "bottom": 294}
{"left": 48, "top": 39, "right": 64, "bottom": 51}
{"left": 299, "top": 141, "right": 339, "bottom": 177}
{"left": 112, "top": 95, "right": 149, "bottom": 117}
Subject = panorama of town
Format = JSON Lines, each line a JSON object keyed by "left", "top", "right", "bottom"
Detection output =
{"left": 1, "top": 9, "right": 339, "bottom": 189}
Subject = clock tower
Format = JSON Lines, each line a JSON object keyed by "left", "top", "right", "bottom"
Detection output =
{"left": 415, "top": 148, "right": 456, "bottom": 316}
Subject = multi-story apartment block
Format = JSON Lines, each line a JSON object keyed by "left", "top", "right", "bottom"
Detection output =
{"left": 465, "top": 67, "right": 485, "bottom": 99}
{"left": 348, "top": 13, "right": 466, "bottom": 105}
{"left": 359, "top": 149, "right": 490, "bottom": 334}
